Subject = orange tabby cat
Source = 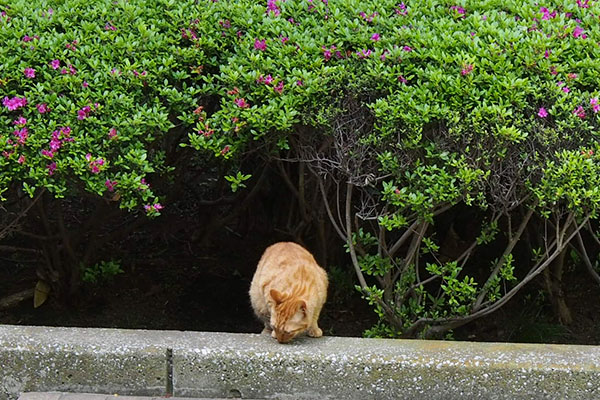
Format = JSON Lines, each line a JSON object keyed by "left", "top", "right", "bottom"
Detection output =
{"left": 249, "top": 242, "right": 328, "bottom": 343}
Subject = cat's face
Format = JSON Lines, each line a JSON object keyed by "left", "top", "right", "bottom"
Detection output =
{"left": 269, "top": 289, "right": 308, "bottom": 343}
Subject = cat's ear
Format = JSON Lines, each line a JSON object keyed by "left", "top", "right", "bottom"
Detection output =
{"left": 270, "top": 289, "right": 285, "bottom": 304}
{"left": 299, "top": 300, "right": 307, "bottom": 315}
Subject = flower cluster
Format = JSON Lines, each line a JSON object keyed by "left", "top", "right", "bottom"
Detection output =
{"left": 3, "top": 96, "right": 27, "bottom": 111}
{"left": 85, "top": 153, "right": 105, "bottom": 174}
{"left": 41, "top": 127, "right": 74, "bottom": 159}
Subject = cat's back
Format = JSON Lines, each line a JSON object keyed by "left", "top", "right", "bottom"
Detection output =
{"left": 255, "top": 242, "right": 326, "bottom": 282}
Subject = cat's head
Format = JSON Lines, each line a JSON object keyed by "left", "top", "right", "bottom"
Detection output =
{"left": 269, "top": 288, "right": 308, "bottom": 343}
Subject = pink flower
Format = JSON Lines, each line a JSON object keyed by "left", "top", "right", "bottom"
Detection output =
{"left": 254, "top": 39, "right": 267, "bottom": 51}
{"left": 296, "top": 80, "right": 303, "bottom": 86}
{"left": 108, "top": 128, "right": 118, "bottom": 139}
{"left": 41, "top": 149, "right": 54, "bottom": 158}
{"left": 450, "top": 5, "right": 466, "bottom": 16}
{"left": 540, "top": 7, "right": 556, "bottom": 20}
{"left": 105, "top": 179, "right": 118, "bottom": 192}
{"left": 359, "top": 11, "right": 378, "bottom": 22}
{"left": 105, "top": 22, "right": 117, "bottom": 31}
{"left": 144, "top": 203, "right": 164, "bottom": 213}
{"left": 557, "top": 81, "right": 570, "bottom": 93}
{"left": 538, "top": 107, "right": 548, "bottom": 118}
{"left": 357, "top": 49, "right": 372, "bottom": 59}
{"left": 573, "top": 106, "right": 586, "bottom": 118}
{"left": 86, "top": 155, "right": 105, "bottom": 174}
{"left": 3, "top": 96, "right": 27, "bottom": 111}
{"left": 590, "top": 98, "right": 599, "bottom": 113}
{"left": 280, "top": 36, "right": 289, "bottom": 44}
{"left": 264, "top": 74, "right": 274, "bottom": 85}
{"left": 47, "top": 162, "right": 57, "bottom": 176}
{"left": 396, "top": 3, "right": 408, "bottom": 16}
{"left": 371, "top": 33, "right": 381, "bottom": 41}
{"left": 220, "top": 145, "right": 231, "bottom": 155}
{"left": 567, "top": 73, "right": 578, "bottom": 80}
{"left": 17, "top": 155, "right": 25, "bottom": 164}
{"left": 50, "top": 59, "right": 60, "bottom": 69}
{"left": 77, "top": 106, "right": 91, "bottom": 120}
{"left": 37, "top": 103, "right": 49, "bottom": 113}
{"left": 13, "top": 127, "right": 28, "bottom": 145}
{"left": 273, "top": 81, "right": 284, "bottom": 94}
{"left": 322, "top": 45, "right": 335, "bottom": 61}
{"left": 402, "top": 45, "right": 412, "bottom": 52}
{"left": 573, "top": 26, "right": 586, "bottom": 39}
{"left": 82, "top": 81, "right": 89, "bottom": 88}
{"left": 398, "top": 75, "right": 408, "bottom": 84}
{"left": 577, "top": 0, "right": 589, "bottom": 8}
{"left": 461, "top": 64, "right": 474, "bottom": 75}
{"left": 13, "top": 117, "right": 27, "bottom": 126}
{"left": 234, "top": 98, "right": 250, "bottom": 108}
{"left": 266, "top": 0, "right": 281, "bottom": 16}
{"left": 544, "top": 49, "right": 550, "bottom": 58}
{"left": 22, "top": 35, "right": 33, "bottom": 42}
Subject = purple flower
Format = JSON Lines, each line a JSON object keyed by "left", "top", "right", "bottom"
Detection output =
{"left": 77, "top": 106, "right": 91, "bottom": 120}
{"left": 144, "top": 203, "right": 164, "bottom": 213}
{"left": 24, "top": 68, "right": 35, "bottom": 78}
{"left": 41, "top": 149, "right": 54, "bottom": 158}
{"left": 105, "top": 179, "right": 118, "bottom": 192}
{"left": 402, "top": 45, "right": 412, "bottom": 52}
{"left": 573, "top": 106, "right": 586, "bottom": 119}
{"left": 254, "top": 39, "right": 267, "bottom": 51}
{"left": 461, "top": 64, "right": 474, "bottom": 75}
{"left": 273, "top": 81, "right": 284, "bottom": 94}
{"left": 540, "top": 7, "right": 557, "bottom": 20}
{"left": 37, "top": 103, "right": 49, "bottom": 114}
{"left": 396, "top": 3, "right": 408, "bottom": 16}
{"left": 538, "top": 107, "right": 548, "bottom": 118}
{"left": 322, "top": 45, "right": 335, "bottom": 61}
{"left": 357, "top": 49, "right": 372, "bottom": 59}
{"left": 450, "top": 5, "right": 466, "bottom": 16}
{"left": 398, "top": 75, "right": 408, "bottom": 84}
{"left": 371, "top": 33, "right": 381, "bottom": 41}
{"left": 573, "top": 26, "right": 587, "bottom": 39}
{"left": 47, "top": 162, "right": 57, "bottom": 176}
{"left": 266, "top": 0, "right": 281, "bottom": 16}
{"left": 591, "top": 98, "right": 599, "bottom": 113}
{"left": 13, "top": 127, "right": 28, "bottom": 145}
{"left": 13, "top": 117, "right": 27, "bottom": 126}
{"left": 50, "top": 59, "right": 60, "bottom": 69}
{"left": 234, "top": 98, "right": 250, "bottom": 108}
{"left": 3, "top": 96, "right": 27, "bottom": 111}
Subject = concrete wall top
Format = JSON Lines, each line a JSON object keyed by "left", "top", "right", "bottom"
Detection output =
{"left": 1, "top": 325, "right": 599, "bottom": 399}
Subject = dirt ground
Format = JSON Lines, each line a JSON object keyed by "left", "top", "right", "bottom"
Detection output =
{"left": 0, "top": 230, "right": 598, "bottom": 344}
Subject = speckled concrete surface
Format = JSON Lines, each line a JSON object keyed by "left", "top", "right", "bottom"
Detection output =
{"left": 0, "top": 326, "right": 167, "bottom": 400}
{"left": 2, "top": 325, "right": 600, "bottom": 400}
{"left": 171, "top": 331, "right": 600, "bottom": 399}
{"left": 18, "top": 393, "right": 225, "bottom": 400}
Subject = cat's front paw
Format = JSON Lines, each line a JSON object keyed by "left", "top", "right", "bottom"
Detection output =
{"left": 307, "top": 326, "right": 323, "bottom": 338}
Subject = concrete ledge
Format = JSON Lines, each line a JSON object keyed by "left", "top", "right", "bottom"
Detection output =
{"left": 1, "top": 325, "right": 600, "bottom": 400}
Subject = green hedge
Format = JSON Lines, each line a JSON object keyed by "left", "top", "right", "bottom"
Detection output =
{"left": 2, "top": 0, "right": 600, "bottom": 337}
